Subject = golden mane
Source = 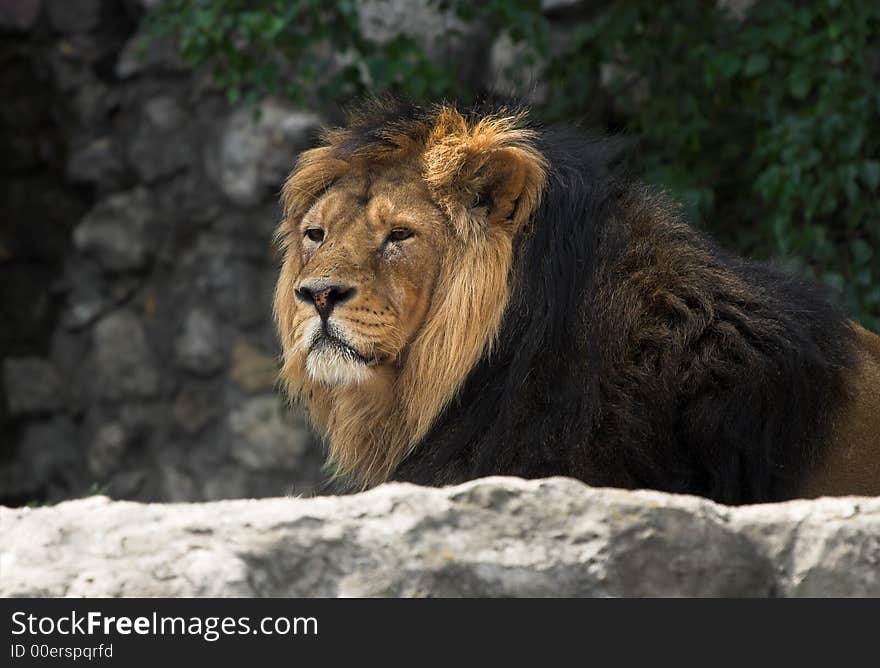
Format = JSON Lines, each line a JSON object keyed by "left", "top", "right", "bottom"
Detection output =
{"left": 274, "top": 103, "right": 548, "bottom": 487}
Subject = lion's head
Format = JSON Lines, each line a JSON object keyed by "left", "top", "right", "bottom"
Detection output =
{"left": 274, "top": 101, "right": 547, "bottom": 487}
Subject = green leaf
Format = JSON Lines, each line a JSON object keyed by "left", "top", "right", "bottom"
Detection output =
{"left": 829, "top": 43, "right": 846, "bottom": 64}
{"left": 744, "top": 53, "right": 769, "bottom": 76}
{"left": 851, "top": 239, "right": 874, "bottom": 264}
{"left": 861, "top": 161, "right": 880, "bottom": 191}
{"left": 822, "top": 272, "right": 846, "bottom": 293}
{"left": 854, "top": 267, "right": 873, "bottom": 287}
{"left": 715, "top": 53, "right": 741, "bottom": 79}
{"left": 788, "top": 69, "right": 811, "bottom": 99}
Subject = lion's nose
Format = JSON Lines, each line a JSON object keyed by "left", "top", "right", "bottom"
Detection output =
{"left": 295, "top": 282, "right": 357, "bottom": 319}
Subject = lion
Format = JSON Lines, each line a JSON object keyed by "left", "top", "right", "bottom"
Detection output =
{"left": 273, "top": 99, "right": 880, "bottom": 505}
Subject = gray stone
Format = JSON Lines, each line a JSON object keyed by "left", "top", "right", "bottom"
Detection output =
{"left": 67, "top": 136, "right": 128, "bottom": 187}
{"left": 228, "top": 395, "right": 308, "bottom": 470}
{"left": 92, "top": 310, "right": 160, "bottom": 400}
{"left": 116, "top": 32, "right": 188, "bottom": 79}
{"left": 212, "top": 101, "right": 321, "bottom": 207}
{"left": 734, "top": 501, "right": 880, "bottom": 597}
{"left": 174, "top": 308, "right": 224, "bottom": 375}
{"left": 158, "top": 462, "right": 200, "bottom": 502}
{"left": 718, "top": 0, "right": 755, "bottom": 20}
{"left": 106, "top": 470, "right": 146, "bottom": 499}
{"left": 73, "top": 188, "right": 157, "bottom": 272}
{"left": 63, "top": 295, "right": 106, "bottom": 331}
{"left": 46, "top": 0, "right": 102, "bottom": 34}
{"left": 87, "top": 423, "right": 127, "bottom": 478}
{"left": 2, "top": 478, "right": 879, "bottom": 597}
{"left": 488, "top": 33, "right": 548, "bottom": 105}
{"left": 70, "top": 76, "right": 116, "bottom": 125}
{"left": 0, "top": 0, "right": 42, "bottom": 32}
{"left": 2, "top": 357, "right": 65, "bottom": 415}
{"left": 0, "top": 417, "right": 81, "bottom": 504}
{"left": 125, "top": 0, "right": 161, "bottom": 9}
{"left": 357, "top": 0, "right": 486, "bottom": 78}
{"left": 185, "top": 234, "right": 271, "bottom": 327}
{"left": 118, "top": 403, "right": 160, "bottom": 434}
{"left": 150, "top": 171, "right": 224, "bottom": 229}
{"left": 47, "top": 38, "right": 98, "bottom": 93}
{"left": 172, "top": 383, "right": 219, "bottom": 434}
{"left": 49, "top": 327, "right": 88, "bottom": 387}
{"left": 61, "top": 273, "right": 140, "bottom": 330}
{"left": 143, "top": 95, "right": 185, "bottom": 130}
{"left": 487, "top": 22, "right": 587, "bottom": 104}
{"left": 200, "top": 465, "right": 251, "bottom": 502}
{"left": 127, "top": 96, "right": 195, "bottom": 183}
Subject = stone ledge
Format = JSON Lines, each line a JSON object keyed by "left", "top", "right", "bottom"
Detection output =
{"left": 1, "top": 477, "right": 878, "bottom": 597}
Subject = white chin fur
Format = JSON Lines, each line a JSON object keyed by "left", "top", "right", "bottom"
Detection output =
{"left": 298, "top": 317, "right": 371, "bottom": 386}
{"left": 306, "top": 348, "right": 371, "bottom": 386}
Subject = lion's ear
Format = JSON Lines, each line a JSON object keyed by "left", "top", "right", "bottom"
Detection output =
{"left": 424, "top": 108, "right": 547, "bottom": 240}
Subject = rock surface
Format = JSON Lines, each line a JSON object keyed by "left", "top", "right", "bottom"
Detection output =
{"left": 91, "top": 310, "right": 160, "bottom": 400}
{"left": 212, "top": 101, "right": 321, "bottom": 207}
{"left": 173, "top": 308, "right": 225, "bottom": 375}
{"left": 73, "top": 188, "right": 157, "bottom": 272}
{"left": 2, "top": 477, "right": 878, "bottom": 597}
{"left": 2, "top": 356, "right": 65, "bottom": 415}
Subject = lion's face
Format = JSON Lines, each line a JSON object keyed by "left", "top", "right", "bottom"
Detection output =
{"left": 286, "top": 166, "right": 449, "bottom": 386}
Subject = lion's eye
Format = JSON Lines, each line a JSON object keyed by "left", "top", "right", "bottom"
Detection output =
{"left": 305, "top": 228, "right": 325, "bottom": 243}
{"left": 387, "top": 227, "right": 414, "bottom": 243}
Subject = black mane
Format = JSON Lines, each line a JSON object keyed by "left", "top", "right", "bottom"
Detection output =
{"left": 392, "top": 120, "right": 857, "bottom": 505}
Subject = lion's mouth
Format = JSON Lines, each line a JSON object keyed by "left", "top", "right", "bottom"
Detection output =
{"left": 309, "top": 328, "right": 380, "bottom": 366}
